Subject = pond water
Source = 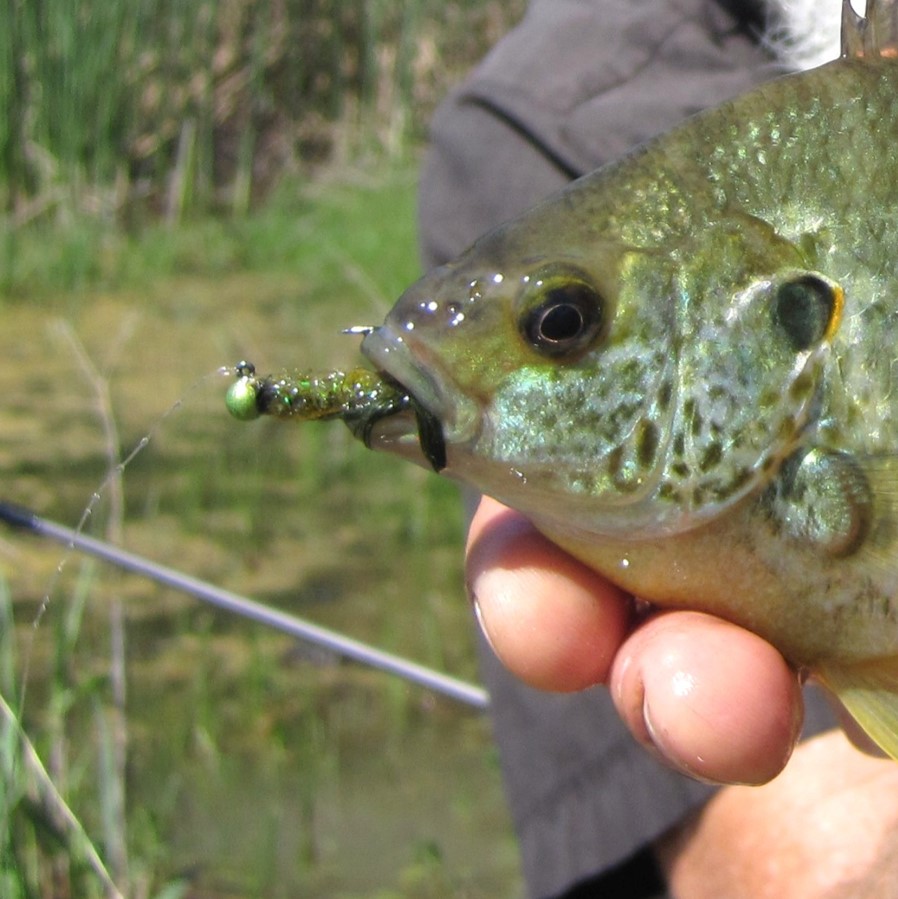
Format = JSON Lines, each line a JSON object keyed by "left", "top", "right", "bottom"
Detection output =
{"left": 0, "top": 258, "right": 522, "bottom": 896}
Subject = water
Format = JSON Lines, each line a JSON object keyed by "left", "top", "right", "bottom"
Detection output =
{"left": 0, "top": 274, "right": 521, "bottom": 897}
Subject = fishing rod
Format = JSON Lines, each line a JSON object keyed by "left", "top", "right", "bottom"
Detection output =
{"left": 0, "top": 501, "right": 489, "bottom": 711}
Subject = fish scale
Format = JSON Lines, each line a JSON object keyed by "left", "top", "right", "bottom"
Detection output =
{"left": 228, "top": 0, "right": 898, "bottom": 761}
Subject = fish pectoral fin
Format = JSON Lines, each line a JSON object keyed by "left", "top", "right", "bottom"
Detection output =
{"left": 854, "top": 455, "right": 898, "bottom": 571}
{"left": 818, "top": 657, "right": 898, "bottom": 760}
{"left": 771, "top": 449, "right": 872, "bottom": 557}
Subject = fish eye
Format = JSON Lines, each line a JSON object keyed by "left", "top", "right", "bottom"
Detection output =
{"left": 519, "top": 268, "right": 605, "bottom": 358}
{"left": 773, "top": 274, "right": 842, "bottom": 351}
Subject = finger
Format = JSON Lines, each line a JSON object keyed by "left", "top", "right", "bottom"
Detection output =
{"left": 611, "top": 611, "right": 804, "bottom": 785}
{"left": 466, "top": 496, "right": 631, "bottom": 691}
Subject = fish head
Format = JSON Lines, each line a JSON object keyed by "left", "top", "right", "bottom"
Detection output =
{"left": 362, "top": 196, "right": 842, "bottom": 540}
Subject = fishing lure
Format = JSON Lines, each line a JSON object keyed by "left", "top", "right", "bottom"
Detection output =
{"left": 226, "top": 361, "right": 447, "bottom": 471}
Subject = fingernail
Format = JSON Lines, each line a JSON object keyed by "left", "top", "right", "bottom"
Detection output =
{"left": 642, "top": 696, "right": 717, "bottom": 784}
{"left": 472, "top": 596, "right": 500, "bottom": 656}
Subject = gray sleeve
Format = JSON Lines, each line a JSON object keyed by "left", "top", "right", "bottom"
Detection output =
{"left": 420, "top": 0, "right": 779, "bottom": 266}
{"left": 417, "top": 2, "right": 838, "bottom": 897}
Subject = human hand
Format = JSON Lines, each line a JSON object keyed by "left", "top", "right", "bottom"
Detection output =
{"left": 468, "top": 496, "right": 898, "bottom": 894}
{"left": 465, "top": 495, "right": 804, "bottom": 785}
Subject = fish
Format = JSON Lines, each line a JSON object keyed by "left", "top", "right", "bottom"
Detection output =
{"left": 227, "top": 0, "right": 898, "bottom": 760}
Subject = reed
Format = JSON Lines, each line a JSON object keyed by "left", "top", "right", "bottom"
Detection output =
{"left": 0, "top": 0, "right": 525, "bottom": 225}
{"left": 0, "top": 568, "right": 128, "bottom": 899}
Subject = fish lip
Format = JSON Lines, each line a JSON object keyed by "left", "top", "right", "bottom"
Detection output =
{"left": 361, "top": 326, "right": 440, "bottom": 409}
{"left": 360, "top": 325, "right": 475, "bottom": 443}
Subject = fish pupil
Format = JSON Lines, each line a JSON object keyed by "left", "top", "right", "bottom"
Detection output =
{"left": 540, "top": 298, "right": 585, "bottom": 341}
{"left": 522, "top": 280, "right": 604, "bottom": 357}
{"left": 773, "top": 275, "right": 837, "bottom": 351}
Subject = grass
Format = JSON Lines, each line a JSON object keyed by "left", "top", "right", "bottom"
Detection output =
{"left": 0, "top": 0, "right": 526, "bottom": 222}
{"left": 0, "top": 160, "right": 521, "bottom": 897}
{"left": 1, "top": 164, "right": 421, "bottom": 299}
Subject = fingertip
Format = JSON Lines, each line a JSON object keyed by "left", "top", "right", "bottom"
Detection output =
{"left": 466, "top": 498, "right": 631, "bottom": 692}
{"left": 611, "top": 612, "right": 803, "bottom": 785}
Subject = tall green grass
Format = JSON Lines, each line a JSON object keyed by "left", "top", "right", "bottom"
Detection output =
{"left": 0, "top": 0, "right": 525, "bottom": 225}
{"left": 1, "top": 162, "right": 421, "bottom": 296}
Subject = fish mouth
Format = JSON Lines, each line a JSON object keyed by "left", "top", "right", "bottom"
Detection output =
{"left": 360, "top": 325, "right": 469, "bottom": 473}
{"left": 361, "top": 326, "right": 446, "bottom": 419}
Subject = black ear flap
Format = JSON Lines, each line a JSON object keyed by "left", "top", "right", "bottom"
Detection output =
{"left": 772, "top": 273, "right": 843, "bottom": 351}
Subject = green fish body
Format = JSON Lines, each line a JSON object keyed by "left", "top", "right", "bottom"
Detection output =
{"left": 230, "top": 1, "right": 898, "bottom": 758}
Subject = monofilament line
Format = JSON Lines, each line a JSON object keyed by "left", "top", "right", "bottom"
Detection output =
{"left": 18, "top": 354, "right": 228, "bottom": 710}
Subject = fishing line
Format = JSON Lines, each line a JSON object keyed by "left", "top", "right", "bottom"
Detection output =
{"left": 1, "top": 355, "right": 231, "bottom": 899}
{"left": 17, "top": 355, "right": 230, "bottom": 711}
{"left": 12, "top": 360, "right": 488, "bottom": 709}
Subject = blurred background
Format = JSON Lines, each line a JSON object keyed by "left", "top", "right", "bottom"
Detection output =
{"left": 0, "top": 2, "right": 527, "bottom": 896}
